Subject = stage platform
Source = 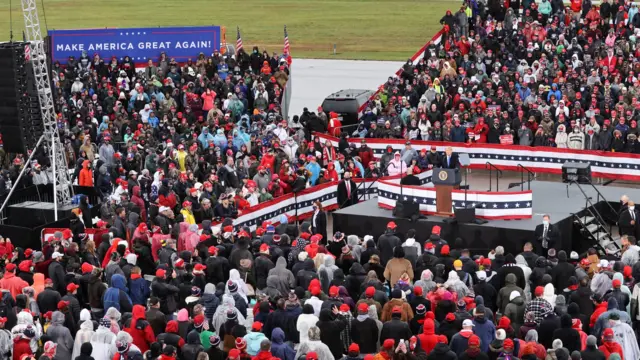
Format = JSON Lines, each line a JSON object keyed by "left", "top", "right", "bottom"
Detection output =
{"left": 333, "top": 180, "right": 639, "bottom": 256}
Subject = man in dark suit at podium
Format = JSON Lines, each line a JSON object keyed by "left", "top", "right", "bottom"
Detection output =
{"left": 337, "top": 170, "right": 358, "bottom": 209}
{"left": 440, "top": 147, "right": 459, "bottom": 169}
{"left": 534, "top": 214, "right": 560, "bottom": 255}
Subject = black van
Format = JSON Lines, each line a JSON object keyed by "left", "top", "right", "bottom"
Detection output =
{"left": 321, "top": 89, "right": 374, "bottom": 128}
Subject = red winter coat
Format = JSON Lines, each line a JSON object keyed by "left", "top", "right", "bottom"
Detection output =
{"left": 13, "top": 337, "right": 33, "bottom": 360}
{"left": 0, "top": 272, "right": 28, "bottom": 299}
{"left": 131, "top": 186, "right": 146, "bottom": 222}
{"left": 259, "top": 154, "right": 276, "bottom": 173}
{"left": 327, "top": 113, "right": 342, "bottom": 137}
{"left": 472, "top": 122, "right": 489, "bottom": 143}
{"left": 417, "top": 319, "right": 439, "bottom": 354}
{"left": 357, "top": 147, "right": 374, "bottom": 167}
{"left": 125, "top": 305, "right": 156, "bottom": 353}
{"left": 599, "top": 341, "right": 624, "bottom": 360}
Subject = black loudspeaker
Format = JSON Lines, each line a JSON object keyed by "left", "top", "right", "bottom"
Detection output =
{"left": 393, "top": 200, "right": 420, "bottom": 219}
{"left": 0, "top": 42, "right": 43, "bottom": 154}
{"left": 562, "top": 162, "right": 592, "bottom": 184}
{"left": 454, "top": 206, "right": 476, "bottom": 224}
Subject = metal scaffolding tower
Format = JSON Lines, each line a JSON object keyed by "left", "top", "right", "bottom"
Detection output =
{"left": 20, "top": 0, "right": 72, "bottom": 207}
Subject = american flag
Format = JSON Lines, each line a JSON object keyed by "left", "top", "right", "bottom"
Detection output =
{"left": 236, "top": 26, "right": 243, "bottom": 52}
{"left": 284, "top": 25, "right": 290, "bottom": 55}
{"left": 24, "top": 44, "right": 31, "bottom": 61}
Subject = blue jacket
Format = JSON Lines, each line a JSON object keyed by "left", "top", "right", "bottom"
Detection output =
{"left": 244, "top": 331, "right": 268, "bottom": 356}
{"left": 271, "top": 328, "right": 296, "bottom": 360}
{"left": 212, "top": 129, "right": 227, "bottom": 149}
{"left": 129, "top": 276, "right": 150, "bottom": 306}
{"left": 103, "top": 274, "right": 132, "bottom": 312}
{"left": 306, "top": 162, "right": 321, "bottom": 185}
{"left": 547, "top": 84, "right": 562, "bottom": 102}
{"left": 473, "top": 317, "right": 496, "bottom": 352}
{"left": 451, "top": 126, "right": 466, "bottom": 142}
{"left": 198, "top": 130, "right": 215, "bottom": 149}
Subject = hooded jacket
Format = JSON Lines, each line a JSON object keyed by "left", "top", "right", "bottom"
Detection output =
{"left": 103, "top": 274, "right": 133, "bottom": 313}
{"left": 46, "top": 311, "right": 74, "bottom": 360}
{"left": 181, "top": 330, "right": 205, "bottom": 360}
{"left": 417, "top": 319, "right": 439, "bottom": 354}
{"left": 125, "top": 305, "right": 156, "bottom": 353}
{"left": 271, "top": 327, "right": 296, "bottom": 360}
{"left": 552, "top": 314, "right": 581, "bottom": 353}
{"left": 496, "top": 274, "right": 524, "bottom": 314}
{"left": 79, "top": 160, "right": 93, "bottom": 187}
{"left": 72, "top": 318, "right": 95, "bottom": 360}
{"left": 350, "top": 311, "right": 378, "bottom": 354}
{"left": 317, "top": 309, "right": 348, "bottom": 359}
{"left": 244, "top": 330, "right": 268, "bottom": 356}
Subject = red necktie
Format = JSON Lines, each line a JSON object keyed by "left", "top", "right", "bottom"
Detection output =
{"left": 346, "top": 181, "right": 351, "bottom": 198}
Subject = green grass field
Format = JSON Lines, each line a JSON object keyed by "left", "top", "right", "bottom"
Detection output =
{"left": 0, "top": 0, "right": 455, "bottom": 61}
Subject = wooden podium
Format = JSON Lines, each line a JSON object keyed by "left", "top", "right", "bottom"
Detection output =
{"left": 432, "top": 168, "right": 462, "bottom": 217}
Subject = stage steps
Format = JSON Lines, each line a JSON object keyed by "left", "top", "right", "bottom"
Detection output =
{"left": 573, "top": 211, "right": 621, "bottom": 257}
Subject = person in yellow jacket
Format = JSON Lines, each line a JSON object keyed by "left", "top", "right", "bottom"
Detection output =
{"left": 180, "top": 200, "right": 196, "bottom": 225}
{"left": 175, "top": 144, "right": 188, "bottom": 172}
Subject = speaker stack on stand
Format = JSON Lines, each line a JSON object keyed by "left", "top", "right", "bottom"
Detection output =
{"left": 0, "top": 42, "right": 44, "bottom": 154}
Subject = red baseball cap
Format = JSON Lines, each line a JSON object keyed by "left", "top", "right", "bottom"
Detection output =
{"left": 208, "top": 246, "right": 218, "bottom": 255}
{"left": 339, "top": 304, "right": 350, "bottom": 312}
{"left": 365, "top": 286, "right": 375, "bottom": 298}
{"left": 387, "top": 221, "right": 397, "bottom": 229}
{"left": 535, "top": 286, "right": 544, "bottom": 297}
{"left": 155, "top": 269, "right": 167, "bottom": 278}
{"left": 441, "top": 245, "right": 450, "bottom": 255}
{"left": 306, "top": 352, "right": 318, "bottom": 360}
{"left": 392, "top": 306, "right": 402, "bottom": 314}
{"left": 5, "top": 263, "right": 16, "bottom": 272}
{"left": 329, "top": 286, "right": 339, "bottom": 297}
{"left": 432, "top": 225, "right": 441, "bottom": 235}
{"left": 66, "top": 283, "right": 79, "bottom": 292}
{"left": 382, "top": 339, "right": 395, "bottom": 350}
{"left": 613, "top": 279, "right": 621, "bottom": 288}
{"left": 358, "top": 302, "right": 369, "bottom": 313}
{"left": 194, "top": 263, "right": 207, "bottom": 272}
{"left": 348, "top": 343, "right": 360, "bottom": 353}
{"left": 252, "top": 321, "right": 263, "bottom": 331}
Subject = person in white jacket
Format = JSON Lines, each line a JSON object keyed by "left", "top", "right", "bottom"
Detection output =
{"left": 567, "top": 127, "right": 585, "bottom": 150}
{"left": 297, "top": 304, "right": 320, "bottom": 344}
{"left": 609, "top": 313, "right": 640, "bottom": 360}
{"left": 515, "top": 255, "right": 533, "bottom": 301}
{"left": 283, "top": 137, "right": 298, "bottom": 161}
{"left": 296, "top": 326, "right": 335, "bottom": 360}
{"left": 555, "top": 124, "right": 568, "bottom": 148}
{"left": 387, "top": 152, "right": 406, "bottom": 177}
{"left": 90, "top": 317, "right": 117, "bottom": 360}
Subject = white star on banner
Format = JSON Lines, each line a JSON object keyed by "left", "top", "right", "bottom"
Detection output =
{"left": 504, "top": 203, "right": 509, "bottom": 208}
{"left": 119, "top": 32, "right": 123, "bottom": 35}
{"left": 126, "top": 32, "right": 129, "bottom": 35}
{"left": 526, "top": 202, "right": 531, "bottom": 207}
{"left": 479, "top": 154, "right": 484, "bottom": 158}
{"left": 493, "top": 204, "right": 498, "bottom": 208}
{"left": 515, "top": 203, "right": 520, "bottom": 207}
{"left": 461, "top": 202, "right": 466, "bottom": 206}
{"left": 482, "top": 203, "right": 487, "bottom": 208}
{"left": 404, "top": 196, "right": 408, "bottom": 201}
{"left": 423, "top": 198, "right": 427, "bottom": 203}
{"left": 432, "top": 200, "right": 436, "bottom": 204}
{"left": 471, "top": 203, "right": 476, "bottom": 207}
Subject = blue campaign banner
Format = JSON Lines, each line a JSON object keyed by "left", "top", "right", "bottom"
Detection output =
{"left": 48, "top": 26, "right": 221, "bottom": 64}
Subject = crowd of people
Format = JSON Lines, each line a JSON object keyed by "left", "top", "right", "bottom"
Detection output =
{"left": 348, "top": 0, "right": 640, "bottom": 153}
{"left": 1, "top": 0, "right": 640, "bottom": 360}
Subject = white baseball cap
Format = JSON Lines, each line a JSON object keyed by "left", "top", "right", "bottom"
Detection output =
{"left": 159, "top": 206, "right": 171, "bottom": 213}
{"left": 462, "top": 319, "right": 474, "bottom": 327}
{"left": 51, "top": 251, "right": 64, "bottom": 259}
